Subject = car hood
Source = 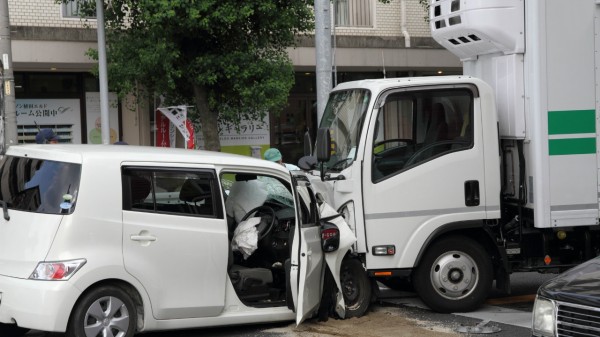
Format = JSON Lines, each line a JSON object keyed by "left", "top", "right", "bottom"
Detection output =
{"left": 538, "top": 257, "right": 600, "bottom": 308}
{"left": 0, "top": 211, "right": 62, "bottom": 279}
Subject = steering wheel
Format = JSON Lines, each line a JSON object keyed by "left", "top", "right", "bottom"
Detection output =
{"left": 404, "top": 140, "right": 470, "bottom": 167}
{"left": 240, "top": 205, "right": 276, "bottom": 240}
{"left": 374, "top": 138, "right": 414, "bottom": 148}
{"left": 374, "top": 138, "right": 415, "bottom": 158}
{"left": 329, "top": 157, "right": 353, "bottom": 171}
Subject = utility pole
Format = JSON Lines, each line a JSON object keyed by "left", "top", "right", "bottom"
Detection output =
{"left": 96, "top": 0, "right": 110, "bottom": 144}
{"left": 314, "top": 0, "right": 332, "bottom": 126}
{"left": 0, "top": 0, "right": 16, "bottom": 153}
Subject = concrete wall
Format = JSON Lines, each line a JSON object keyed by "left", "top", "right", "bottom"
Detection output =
{"left": 9, "top": 0, "right": 429, "bottom": 38}
{"left": 335, "top": 0, "right": 430, "bottom": 37}
{"left": 9, "top": 0, "right": 97, "bottom": 28}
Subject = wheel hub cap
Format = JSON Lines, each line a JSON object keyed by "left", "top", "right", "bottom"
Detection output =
{"left": 83, "top": 296, "right": 130, "bottom": 337}
{"left": 430, "top": 251, "right": 479, "bottom": 300}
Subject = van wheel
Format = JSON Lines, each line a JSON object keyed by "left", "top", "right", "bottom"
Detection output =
{"left": 67, "top": 285, "right": 136, "bottom": 337}
{"left": 0, "top": 324, "right": 29, "bottom": 336}
{"left": 341, "top": 259, "right": 372, "bottom": 318}
{"left": 413, "top": 236, "right": 492, "bottom": 313}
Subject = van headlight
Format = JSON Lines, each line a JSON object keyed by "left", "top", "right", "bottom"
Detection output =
{"left": 532, "top": 297, "right": 555, "bottom": 336}
{"left": 29, "top": 259, "right": 86, "bottom": 281}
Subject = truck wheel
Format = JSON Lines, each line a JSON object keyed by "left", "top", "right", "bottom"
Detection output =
{"left": 0, "top": 324, "right": 29, "bottom": 336}
{"left": 413, "top": 236, "right": 492, "bottom": 313}
{"left": 67, "top": 285, "right": 137, "bottom": 337}
{"left": 341, "top": 259, "right": 372, "bottom": 318}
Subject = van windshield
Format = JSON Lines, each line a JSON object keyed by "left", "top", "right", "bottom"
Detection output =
{"left": 0, "top": 155, "right": 81, "bottom": 214}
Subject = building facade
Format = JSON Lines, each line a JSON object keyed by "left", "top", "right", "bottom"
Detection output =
{"left": 7, "top": 0, "right": 460, "bottom": 160}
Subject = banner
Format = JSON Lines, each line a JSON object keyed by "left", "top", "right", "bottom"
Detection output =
{"left": 16, "top": 99, "right": 82, "bottom": 144}
{"left": 155, "top": 108, "right": 195, "bottom": 149}
{"left": 157, "top": 106, "right": 190, "bottom": 142}
{"left": 85, "top": 92, "right": 119, "bottom": 144}
{"left": 155, "top": 109, "right": 171, "bottom": 147}
{"left": 196, "top": 115, "right": 270, "bottom": 149}
{"left": 185, "top": 119, "right": 195, "bottom": 149}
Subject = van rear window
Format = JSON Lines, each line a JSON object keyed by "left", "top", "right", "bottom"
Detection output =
{"left": 0, "top": 155, "right": 81, "bottom": 214}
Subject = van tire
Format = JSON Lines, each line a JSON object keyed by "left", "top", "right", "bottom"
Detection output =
{"left": 341, "top": 259, "right": 372, "bottom": 318}
{"left": 413, "top": 235, "right": 492, "bottom": 313}
{"left": 0, "top": 324, "right": 29, "bottom": 336}
{"left": 67, "top": 285, "right": 137, "bottom": 337}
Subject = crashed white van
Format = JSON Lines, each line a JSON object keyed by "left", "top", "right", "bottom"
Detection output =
{"left": 0, "top": 145, "right": 353, "bottom": 337}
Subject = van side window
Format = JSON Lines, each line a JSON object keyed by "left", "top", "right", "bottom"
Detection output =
{"left": 122, "top": 168, "right": 221, "bottom": 218}
{"left": 372, "top": 89, "right": 474, "bottom": 182}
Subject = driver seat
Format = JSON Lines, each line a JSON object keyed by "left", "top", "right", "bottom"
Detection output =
{"left": 228, "top": 239, "right": 273, "bottom": 302}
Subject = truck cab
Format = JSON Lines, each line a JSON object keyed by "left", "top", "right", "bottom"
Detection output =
{"left": 301, "top": 76, "right": 502, "bottom": 313}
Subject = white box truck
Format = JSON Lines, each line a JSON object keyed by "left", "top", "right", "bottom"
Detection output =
{"left": 299, "top": 0, "right": 600, "bottom": 314}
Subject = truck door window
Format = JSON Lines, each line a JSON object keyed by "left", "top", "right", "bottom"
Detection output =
{"left": 372, "top": 89, "right": 474, "bottom": 182}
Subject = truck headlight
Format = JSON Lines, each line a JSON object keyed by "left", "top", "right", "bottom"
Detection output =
{"left": 532, "top": 297, "right": 555, "bottom": 336}
{"left": 29, "top": 259, "right": 86, "bottom": 281}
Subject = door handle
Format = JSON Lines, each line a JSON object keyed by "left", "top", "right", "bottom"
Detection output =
{"left": 464, "top": 180, "right": 480, "bottom": 207}
{"left": 130, "top": 235, "right": 157, "bottom": 242}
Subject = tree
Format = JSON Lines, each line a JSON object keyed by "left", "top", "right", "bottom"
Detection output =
{"left": 65, "top": 0, "right": 314, "bottom": 151}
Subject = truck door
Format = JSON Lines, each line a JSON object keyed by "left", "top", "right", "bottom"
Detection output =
{"left": 363, "top": 85, "right": 486, "bottom": 270}
{"left": 289, "top": 179, "right": 325, "bottom": 324}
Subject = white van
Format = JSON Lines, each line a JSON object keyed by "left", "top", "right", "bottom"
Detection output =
{"left": 0, "top": 145, "right": 351, "bottom": 337}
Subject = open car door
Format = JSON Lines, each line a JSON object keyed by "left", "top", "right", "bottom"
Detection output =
{"left": 289, "top": 177, "right": 325, "bottom": 325}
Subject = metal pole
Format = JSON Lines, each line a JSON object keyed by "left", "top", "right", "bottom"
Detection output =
{"left": 314, "top": 0, "right": 332, "bottom": 126}
{"left": 332, "top": 0, "right": 337, "bottom": 87}
{"left": 0, "top": 0, "right": 16, "bottom": 152}
{"left": 96, "top": 0, "right": 110, "bottom": 144}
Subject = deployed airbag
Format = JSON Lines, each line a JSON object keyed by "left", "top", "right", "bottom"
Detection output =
{"left": 231, "top": 217, "right": 260, "bottom": 259}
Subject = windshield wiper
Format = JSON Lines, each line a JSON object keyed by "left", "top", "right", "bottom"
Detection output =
{"left": 0, "top": 200, "right": 9, "bottom": 221}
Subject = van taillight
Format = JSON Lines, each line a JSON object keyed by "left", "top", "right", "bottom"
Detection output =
{"left": 321, "top": 224, "right": 340, "bottom": 252}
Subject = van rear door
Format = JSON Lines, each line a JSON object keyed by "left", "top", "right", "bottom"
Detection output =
{"left": 0, "top": 155, "right": 82, "bottom": 278}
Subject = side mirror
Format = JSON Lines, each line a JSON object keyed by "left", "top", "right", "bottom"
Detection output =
{"left": 320, "top": 222, "right": 340, "bottom": 252}
{"left": 303, "top": 131, "right": 312, "bottom": 157}
{"left": 316, "top": 128, "right": 331, "bottom": 163}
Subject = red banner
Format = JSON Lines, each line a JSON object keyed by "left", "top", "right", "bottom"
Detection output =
{"left": 155, "top": 110, "right": 170, "bottom": 147}
{"left": 185, "top": 119, "right": 195, "bottom": 149}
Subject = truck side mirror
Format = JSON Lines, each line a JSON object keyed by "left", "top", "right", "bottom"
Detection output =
{"left": 316, "top": 128, "right": 331, "bottom": 163}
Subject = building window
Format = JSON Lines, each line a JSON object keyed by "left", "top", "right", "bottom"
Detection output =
{"left": 62, "top": 0, "right": 96, "bottom": 19}
{"left": 335, "top": 0, "right": 373, "bottom": 27}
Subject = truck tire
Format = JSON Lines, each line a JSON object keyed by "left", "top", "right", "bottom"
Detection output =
{"left": 0, "top": 324, "right": 29, "bottom": 336}
{"left": 67, "top": 285, "right": 137, "bottom": 337}
{"left": 413, "top": 235, "right": 492, "bottom": 313}
{"left": 341, "top": 259, "right": 372, "bottom": 318}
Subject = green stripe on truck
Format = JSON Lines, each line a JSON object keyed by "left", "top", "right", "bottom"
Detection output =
{"left": 549, "top": 138, "right": 596, "bottom": 156}
{"left": 548, "top": 109, "right": 595, "bottom": 135}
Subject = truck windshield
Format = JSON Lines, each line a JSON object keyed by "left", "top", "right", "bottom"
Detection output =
{"left": 0, "top": 155, "right": 81, "bottom": 214}
{"left": 319, "top": 89, "right": 371, "bottom": 171}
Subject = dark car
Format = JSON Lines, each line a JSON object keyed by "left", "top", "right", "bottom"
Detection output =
{"left": 532, "top": 257, "right": 600, "bottom": 336}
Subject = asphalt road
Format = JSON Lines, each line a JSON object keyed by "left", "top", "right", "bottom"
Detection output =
{"left": 26, "top": 271, "right": 556, "bottom": 337}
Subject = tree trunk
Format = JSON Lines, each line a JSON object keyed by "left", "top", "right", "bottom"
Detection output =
{"left": 193, "top": 85, "right": 221, "bottom": 151}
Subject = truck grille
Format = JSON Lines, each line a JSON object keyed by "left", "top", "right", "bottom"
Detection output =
{"left": 557, "top": 301, "right": 600, "bottom": 336}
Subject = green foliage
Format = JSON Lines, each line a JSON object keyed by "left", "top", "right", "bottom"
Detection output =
{"left": 57, "top": 0, "right": 314, "bottom": 149}
{"left": 418, "top": 0, "right": 430, "bottom": 22}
